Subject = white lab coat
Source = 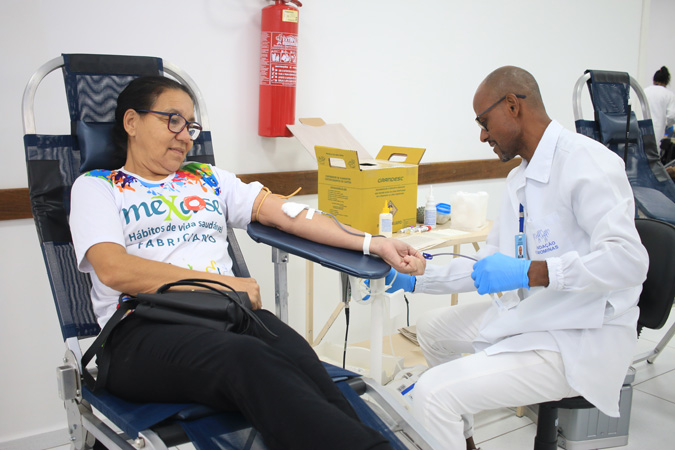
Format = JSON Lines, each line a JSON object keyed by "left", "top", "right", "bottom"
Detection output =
{"left": 644, "top": 85, "right": 675, "bottom": 138}
{"left": 416, "top": 121, "right": 649, "bottom": 416}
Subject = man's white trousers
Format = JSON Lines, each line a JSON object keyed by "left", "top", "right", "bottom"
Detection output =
{"left": 412, "top": 300, "right": 577, "bottom": 448}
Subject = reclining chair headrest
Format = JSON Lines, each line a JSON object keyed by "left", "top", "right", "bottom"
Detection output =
{"left": 597, "top": 111, "right": 640, "bottom": 147}
{"left": 62, "top": 54, "right": 164, "bottom": 174}
{"left": 77, "top": 121, "right": 126, "bottom": 173}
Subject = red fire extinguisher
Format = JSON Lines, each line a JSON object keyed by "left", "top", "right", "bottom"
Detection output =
{"left": 258, "top": 0, "right": 302, "bottom": 137}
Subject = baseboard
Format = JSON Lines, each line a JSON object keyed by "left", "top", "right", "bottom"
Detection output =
{"left": 0, "top": 428, "right": 69, "bottom": 450}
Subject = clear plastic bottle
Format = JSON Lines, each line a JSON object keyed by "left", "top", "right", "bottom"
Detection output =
{"left": 424, "top": 186, "right": 437, "bottom": 228}
{"left": 379, "top": 200, "right": 393, "bottom": 237}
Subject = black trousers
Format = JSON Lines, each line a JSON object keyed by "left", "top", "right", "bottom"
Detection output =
{"left": 104, "top": 309, "right": 392, "bottom": 450}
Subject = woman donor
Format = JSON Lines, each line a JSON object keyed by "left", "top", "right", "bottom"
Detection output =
{"left": 69, "top": 75, "right": 426, "bottom": 450}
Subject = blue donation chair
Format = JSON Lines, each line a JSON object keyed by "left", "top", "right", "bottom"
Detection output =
{"left": 23, "top": 54, "right": 440, "bottom": 450}
{"left": 573, "top": 70, "right": 675, "bottom": 365}
{"left": 573, "top": 70, "right": 675, "bottom": 225}
{"left": 532, "top": 218, "right": 675, "bottom": 450}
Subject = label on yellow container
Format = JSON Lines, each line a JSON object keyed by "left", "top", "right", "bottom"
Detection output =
{"left": 283, "top": 10, "right": 299, "bottom": 23}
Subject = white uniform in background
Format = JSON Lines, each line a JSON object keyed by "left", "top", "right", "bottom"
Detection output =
{"left": 412, "top": 121, "right": 649, "bottom": 447}
{"left": 644, "top": 84, "right": 675, "bottom": 138}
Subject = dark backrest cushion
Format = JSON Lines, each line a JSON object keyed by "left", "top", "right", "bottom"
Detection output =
{"left": 76, "top": 121, "right": 126, "bottom": 172}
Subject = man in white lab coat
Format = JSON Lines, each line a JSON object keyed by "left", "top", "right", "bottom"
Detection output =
{"left": 387, "top": 66, "right": 649, "bottom": 449}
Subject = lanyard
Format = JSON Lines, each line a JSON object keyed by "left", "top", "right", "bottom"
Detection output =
{"left": 519, "top": 204, "right": 524, "bottom": 233}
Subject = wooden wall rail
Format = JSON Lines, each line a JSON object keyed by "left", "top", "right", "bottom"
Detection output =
{"left": 2, "top": 188, "right": 32, "bottom": 221}
{"left": 0, "top": 158, "right": 518, "bottom": 221}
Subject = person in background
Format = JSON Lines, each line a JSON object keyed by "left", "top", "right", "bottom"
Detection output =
{"left": 382, "top": 66, "right": 648, "bottom": 449}
{"left": 69, "top": 75, "right": 426, "bottom": 450}
{"left": 644, "top": 66, "right": 675, "bottom": 139}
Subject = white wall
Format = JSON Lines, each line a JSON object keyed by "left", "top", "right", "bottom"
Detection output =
{"left": 641, "top": 0, "right": 675, "bottom": 93}
{"left": 0, "top": 0, "right": 657, "bottom": 446}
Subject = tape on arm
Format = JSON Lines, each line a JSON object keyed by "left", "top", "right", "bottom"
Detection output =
{"left": 281, "top": 202, "right": 310, "bottom": 219}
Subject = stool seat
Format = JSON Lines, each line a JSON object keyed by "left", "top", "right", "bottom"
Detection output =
{"left": 540, "top": 396, "right": 594, "bottom": 410}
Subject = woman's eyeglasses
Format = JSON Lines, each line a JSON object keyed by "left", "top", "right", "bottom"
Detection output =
{"left": 135, "top": 109, "right": 202, "bottom": 140}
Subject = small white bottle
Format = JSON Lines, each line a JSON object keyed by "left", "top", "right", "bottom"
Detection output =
{"left": 424, "top": 186, "right": 437, "bottom": 229}
{"left": 379, "top": 201, "right": 393, "bottom": 237}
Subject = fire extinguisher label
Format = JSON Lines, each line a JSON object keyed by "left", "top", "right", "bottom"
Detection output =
{"left": 259, "top": 31, "right": 298, "bottom": 87}
{"left": 282, "top": 10, "right": 299, "bottom": 23}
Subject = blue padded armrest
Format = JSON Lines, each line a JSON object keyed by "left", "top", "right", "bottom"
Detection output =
{"left": 246, "top": 222, "right": 390, "bottom": 279}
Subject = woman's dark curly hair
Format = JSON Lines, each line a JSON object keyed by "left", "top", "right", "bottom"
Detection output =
{"left": 113, "top": 76, "right": 195, "bottom": 155}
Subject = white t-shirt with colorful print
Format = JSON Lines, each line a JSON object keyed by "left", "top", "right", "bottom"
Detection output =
{"left": 70, "top": 161, "right": 263, "bottom": 327}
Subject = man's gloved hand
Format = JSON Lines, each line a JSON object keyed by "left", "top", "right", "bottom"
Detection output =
{"left": 471, "top": 252, "right": 531, "bottom": 295}
{"left": 364, "top": 267, "right": 416, "bottom": 298}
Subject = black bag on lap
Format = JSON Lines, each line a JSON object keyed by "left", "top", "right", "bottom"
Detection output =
{"left": 82, "top": 278, "right": 276, "bottom": 391}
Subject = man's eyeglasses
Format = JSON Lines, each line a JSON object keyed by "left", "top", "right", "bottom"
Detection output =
{"left": 135, "top": 109, "right": 203, "bottom": 140}
{"left": 475, "top": 94, "right": 526, "bottom": 132}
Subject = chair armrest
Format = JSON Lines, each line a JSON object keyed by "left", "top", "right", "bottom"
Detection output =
{"left": 246, "top": 222, "right": 390, "bottom": 279}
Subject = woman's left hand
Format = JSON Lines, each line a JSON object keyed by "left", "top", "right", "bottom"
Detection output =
{"left": 371, "top": 238, "right": 426, "bottom": 275}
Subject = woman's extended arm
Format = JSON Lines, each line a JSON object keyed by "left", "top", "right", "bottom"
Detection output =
{"left": 253, "top": 192, "right": 426, "bottom": 275}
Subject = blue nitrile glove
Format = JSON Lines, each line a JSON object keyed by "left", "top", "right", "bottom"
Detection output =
{"left": 471, "top": 252, "right": 531, "bottom": 295}
{"left": 364, "top": 268, "right": 416, "bottom": 299}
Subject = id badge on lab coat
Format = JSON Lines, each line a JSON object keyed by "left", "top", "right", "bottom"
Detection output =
{"left": 515, "top": 233, "right": 527, "bottom": 259}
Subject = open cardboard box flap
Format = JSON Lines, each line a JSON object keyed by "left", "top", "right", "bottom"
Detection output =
{"left": 287, "top": 118, "right": 372, "bottom": 161}
{"left": 288, "top": 118, "right": 425, "bottom": 165}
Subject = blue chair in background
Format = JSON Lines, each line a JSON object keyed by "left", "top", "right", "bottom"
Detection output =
{"left": 23, "top": 54, "right": 440, "bottom": 450}
{"left": 573, "top": 70, "right": 675, "bottom": 366}
{"left": 573, "top": 70, "right": 675, "bottom": 225}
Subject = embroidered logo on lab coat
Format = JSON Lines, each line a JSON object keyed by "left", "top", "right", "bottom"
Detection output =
{"left": 533, "top": 228, "right": 559, "bottom": 255}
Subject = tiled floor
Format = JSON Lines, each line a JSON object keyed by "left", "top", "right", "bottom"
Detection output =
{"left": 47, "top": 307, "right": 675, "bottom": 450}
